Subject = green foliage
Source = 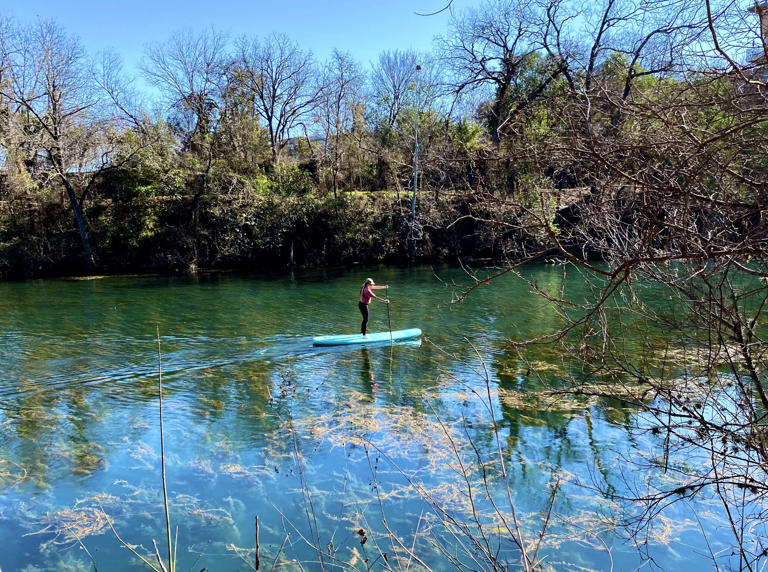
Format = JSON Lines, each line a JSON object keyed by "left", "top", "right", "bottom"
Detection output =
{"left": 502, "top": 51, "right": 549, "bottom": 102}
{"left": 216, "top": 117, "right": 272, "bottom": 176}
{"left": 518, "top": 172, "right": 558, "bottom": 238}
{"left": 252, "top": 173, "right": 272, "bottom": 196}
{"left": 450, "top": 119, "right": 484, "bottom": 148}
{"left": 271, "top": 162, "right": 315, "bottom": 195}
{"left": 517, "top": 107, "right": 554, "bottom": 144}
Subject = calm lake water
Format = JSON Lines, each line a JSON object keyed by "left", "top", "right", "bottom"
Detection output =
{"left": 0, "top": 265, "right": 732, "bottom": 570}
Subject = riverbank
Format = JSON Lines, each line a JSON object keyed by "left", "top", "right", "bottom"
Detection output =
{"left": 0, "top": 185, "right": 556, "bottom": 280}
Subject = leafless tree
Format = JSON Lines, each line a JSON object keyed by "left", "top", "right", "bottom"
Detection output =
{"left": 316, "top": 49, "right": 364, "bottom": 198}
{"left": 369, "top": 49, "right": 421, "bottom": 130}
{"left": 438, "top": 0, "right": 566, "bottom": 148}
{"left": 233, "top": 33, "right": 320, "bottom": 164}
{"left": 95, "top": 49, "right": 152, "bottom": 133}
{"left": 141, "top": 27, "right": 230, "bottom": 266}
{"left": 0, "top": 19, "right": 116, "bottom": 266}
{"left": 142, "top": 28, "right": 229, "bottom": 155}
{"left": 542, "top": 0, "right": 707, "bottom": 135}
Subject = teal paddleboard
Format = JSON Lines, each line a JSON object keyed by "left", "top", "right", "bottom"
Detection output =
{"left": 312, "top": 328, "right": 422, "bottom": 347}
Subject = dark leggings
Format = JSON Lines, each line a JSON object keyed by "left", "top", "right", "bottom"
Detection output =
{"left": 358, "top": 301, "right": 369, "bottom": 335}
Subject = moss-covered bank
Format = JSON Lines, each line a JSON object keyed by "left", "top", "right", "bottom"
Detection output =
{"left": 0, "top": 182, "right": 539, "bottom": 280}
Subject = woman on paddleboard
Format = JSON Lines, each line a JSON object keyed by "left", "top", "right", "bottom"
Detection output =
{"left": 359, "top": 278, "right": 389, "bottom": 337}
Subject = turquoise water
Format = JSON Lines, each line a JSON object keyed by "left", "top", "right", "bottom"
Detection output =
{"left": 0, "top": 265, "right": 733, "bottom": 570}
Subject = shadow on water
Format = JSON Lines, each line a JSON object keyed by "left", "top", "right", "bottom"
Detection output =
{"left": 0, "top": 330, "right": 421, "bottom": 403}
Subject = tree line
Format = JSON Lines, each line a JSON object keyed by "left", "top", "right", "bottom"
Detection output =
{"left": 0, "top": 0, "right": 752, "bottom": 277}
{"left": 0, "top": 0, "right": 764, "bottom": 278}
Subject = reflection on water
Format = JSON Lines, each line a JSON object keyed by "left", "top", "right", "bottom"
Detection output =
{"left": 0, "top": 266, "right": 730, "bottom": 570}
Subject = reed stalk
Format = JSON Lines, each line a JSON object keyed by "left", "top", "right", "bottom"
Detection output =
{"left": 156, "top": 325, "right": 175, "bottom": 572}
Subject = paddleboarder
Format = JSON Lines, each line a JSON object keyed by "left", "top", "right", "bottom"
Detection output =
{"left": 359, "top": 278, "right": 389, "bottom": 337}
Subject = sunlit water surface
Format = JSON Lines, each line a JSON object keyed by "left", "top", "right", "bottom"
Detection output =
{"left": 0, "top": 265, "right": 733, "bottom": 570}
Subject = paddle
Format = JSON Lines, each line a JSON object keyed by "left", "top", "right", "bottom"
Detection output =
{"left": 386, "top": 285, "right": 393, "bottom": 344}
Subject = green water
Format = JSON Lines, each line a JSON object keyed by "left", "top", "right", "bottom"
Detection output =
{"left": 0, "top": 265, "right": 730, "bottom": 570}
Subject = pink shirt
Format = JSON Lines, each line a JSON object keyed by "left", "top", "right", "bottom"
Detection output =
{"left": 360, "top": 285, "right": 374, "bottom": 304}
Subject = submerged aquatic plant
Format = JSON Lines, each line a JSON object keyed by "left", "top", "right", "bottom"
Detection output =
{"left": 265, "top": 347, "right": 564, "bottom": 571}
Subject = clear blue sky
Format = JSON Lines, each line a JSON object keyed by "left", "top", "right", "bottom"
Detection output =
{"left": 6, "top": 0, "right": 476, "bottom": 74}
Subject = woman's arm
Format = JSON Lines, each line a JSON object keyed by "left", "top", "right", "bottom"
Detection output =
{"left": 368, "top": 285, "right": 389, "bottom": 302}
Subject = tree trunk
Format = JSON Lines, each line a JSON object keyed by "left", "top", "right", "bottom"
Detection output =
{"left": 62, "top": 178, "right": 95, "bottom": 269}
